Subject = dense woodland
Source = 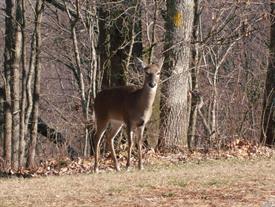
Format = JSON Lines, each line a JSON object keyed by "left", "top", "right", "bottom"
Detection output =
{"left": 0, "top": 0, "right": 274, "bottom": 171}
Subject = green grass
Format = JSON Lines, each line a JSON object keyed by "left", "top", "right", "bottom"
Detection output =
{"left": 0, "top": 157, "right": 274, "bottom": 207}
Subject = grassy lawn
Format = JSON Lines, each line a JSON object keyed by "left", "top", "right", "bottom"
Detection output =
{"left": 0, "top": 156, "right": 274, "bottom": 207}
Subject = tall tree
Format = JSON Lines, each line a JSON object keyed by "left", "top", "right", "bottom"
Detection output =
{"left": 11, "top": 0, "right": 23, "bottom": 169}
{"left": 261, "top": 2, "right": 275, "bottom": 146}
{"left": 26, "top": 0, "right": 44, "bottom": 168}
{"left": 101, "top": 1, "right": 142, "bottom": 89}
{"left": 187, "top": 0, "right": 201, "bottom": 150}
{"left": 0, "top": 88, "right": 3, "bottom": 156}
{"left": 3, "top": 0, "right": 23, "bottom": 169}
{"left": 18, "top": 0, "right": 26, "bottom": 168}
{"left": 158, "top": 0, "right": 194, "bottom": 150}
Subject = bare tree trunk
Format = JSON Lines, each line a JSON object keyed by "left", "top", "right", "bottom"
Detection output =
{"left": 11, "top": 0, "right": 23, "bottom": 170}
{"left": 19, "top": 0, "right": 26, "bottom": 168}
{"left": 65, "top": 0, "right": 96, "bottom": 156}
{"left": 125, "top": 3, "right": 140, "bottom": 73}
{"left": 98, "top": 8, "right": 110, "bottom": 90}
{"left": 23, "top": 27, "right": 36, "bottom": 167}
{"left": 88, "top": 11, "right": 98, "bottom": 100}
{"left": 0, "top": 88, "right": 4, "bottom": 157}
{"left": 3, "top": 0, "right": 13, "bottom": 169}
{"left": 148, "top": 0, "right": 158, "bottom": 64}
{"left": 100, "top": 8, "right": 127, "bottom": 88}
{"left": 85, "top": 3, "right": 98, "bottom": 156}
{"left": 3, "top": 0, "right": 23, "bottom": 169}
{"left": 187, "top": 0, "right": 201, "bottom": 151}
{"left": 3, "top": 73, "right": 12, "bottom": 169}
{"left": 158, "top": 0, "right": 194, "bottom": 150}
{"left": 101, "top": 2, "right": 141, "bottom": 88}
{"left": 109, "top": 16, "right": 127, "bottom": 87}
{"left": 24, "top": 31, "right": 36, "bottom": 137}
{"left": 211, "top": 65, "right": 218, "bottom": 144}
{"left": 26, "top": 0, "right": 44, "bottom": 168}
{"left": 67, "top": 2, "right": 88, "bottom": 156}
{"left": 98, "top": 8, "right": 111, "bottom": 89}
{"left": 261, "top": 3, "right": 275, "bottom": 146}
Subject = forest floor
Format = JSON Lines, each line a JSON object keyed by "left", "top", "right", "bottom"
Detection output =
{"left": 0, "top": 154, "right": 274, "bottom": 207}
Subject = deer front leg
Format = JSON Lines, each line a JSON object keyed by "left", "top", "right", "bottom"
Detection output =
{"left": 137, "top": 126, "right": 145, "bottom": 170}
{"left": 126, "top": 126, "right": 134, "bottom": 170}
{"left": 107, "top": 122, "right": 122, "bottom": 171}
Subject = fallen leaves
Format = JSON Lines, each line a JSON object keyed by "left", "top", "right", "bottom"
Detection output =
{"left": 0, "top": 139, "right": 273, "bottom": 178}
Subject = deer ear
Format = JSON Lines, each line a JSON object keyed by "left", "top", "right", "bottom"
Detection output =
{"left": 134, "top": 57, "right": 146, "bottom": 71}
{"left": 158, "top": 57, "right": 164, "bottom": 69}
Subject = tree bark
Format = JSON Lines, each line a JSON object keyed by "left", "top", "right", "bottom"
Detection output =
{"left": 261, "top": 3, "right": 275, "bottom": 146}
{"left": 45, "top": 0, "right": 77, "bottom": 18}
{"left": 26, "top": 0, "right": 44, "bottom": 168}
{"left": 98, "top": 8, "right": 111, "bottom": 89}
{"left": 101, "top": 2, "right": 142, "bottom": 88}
{"left": 3, "top": 0, "right": 23, "bottom": 169}
{"left": 109, "top": 15, "right": 127, "bottom": 87}
{"left": 1, "top": 89, "right": 78, "bottom": 161}
{"left": 158, "top": 0, "right": 194, "bottom": 150}
{"left": 19, "top": 0, "right": 26, "bottom": 168}
{"left": 65, "top": 1, "right": 90, "bottom": 156}
{"left": 11, "top": 0, "right": 23, "bottom": 169}
{"left": 187, "top": 0, "right": 200, "bottom": 150}
{"left": 0, "top": 88, "right": 4, "bottom": 157}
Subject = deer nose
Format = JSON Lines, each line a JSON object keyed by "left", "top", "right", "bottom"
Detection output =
{"left": 148, "top": 82, "right": 156, "bottom": 88}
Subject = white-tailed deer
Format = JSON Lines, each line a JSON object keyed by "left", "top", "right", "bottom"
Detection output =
{"left": 93, "top": 57, "right": 164, "bottom": 172}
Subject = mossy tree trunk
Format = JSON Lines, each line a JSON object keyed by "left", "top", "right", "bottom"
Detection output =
{"left": 158, "top": 0, "right": 194, "bottom": 150}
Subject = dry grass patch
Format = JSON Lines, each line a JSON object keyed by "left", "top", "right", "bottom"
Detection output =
{"left": 0, "top": 157, "right": 274, "bottom": 207}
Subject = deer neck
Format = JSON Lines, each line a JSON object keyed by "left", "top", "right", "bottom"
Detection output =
{"left": 139, "top": 84, "right": 157, "bottom": 110}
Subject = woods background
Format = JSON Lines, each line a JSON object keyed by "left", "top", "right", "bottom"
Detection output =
{"left": 0, "top": 0, "right": 274, "bottom": 171}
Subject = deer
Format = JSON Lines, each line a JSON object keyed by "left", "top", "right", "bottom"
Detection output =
{"left": 93, "top": 57, "right": 164, "bottom": 173}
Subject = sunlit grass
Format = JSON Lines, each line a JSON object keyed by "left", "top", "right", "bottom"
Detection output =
{"left": 0, "top": 156, "right": 274, "bottom": 207}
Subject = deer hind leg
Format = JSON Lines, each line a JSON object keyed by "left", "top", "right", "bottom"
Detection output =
{"left": 126, "top": 125, "right": 134, "bottom": 170}
{"left": 94, "top": 118, "right": 108, "bottom": 173}
{"left": 106, "top": 121, "right": 122, "bottom": 171}
{"left": 137, "top": 126, "right": 145, "bottom": 170}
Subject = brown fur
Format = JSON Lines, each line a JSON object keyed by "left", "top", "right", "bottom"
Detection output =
{"left": 93, "top": 58, "right": 163, "bottom": 172}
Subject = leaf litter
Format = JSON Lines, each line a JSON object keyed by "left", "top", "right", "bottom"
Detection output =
{"left": 0, "top": 139, "right": 273, "bottom": 178}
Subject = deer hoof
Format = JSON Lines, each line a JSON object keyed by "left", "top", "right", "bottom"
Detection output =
{"left": 126, "top": 166, "right": 132, "bottom": 172}
{"left": 115, "top": 166, "right": 121, "bottom": 172}
{"left": 94, "top": 167, "right": 99, "bottom": 174}
{"left": 138, "top": 165, "right": 144, "bottom": 170}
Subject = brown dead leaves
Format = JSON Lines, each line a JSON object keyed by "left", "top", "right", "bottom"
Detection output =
{"left": 0, "top": 139, "right": 273, "bottom": 178}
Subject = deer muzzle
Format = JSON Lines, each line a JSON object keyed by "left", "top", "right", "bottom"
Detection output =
{"left": 148, "top": 82, "right": 157, "bottom": 88}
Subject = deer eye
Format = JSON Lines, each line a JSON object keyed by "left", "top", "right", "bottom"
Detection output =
{"left": 145, "top": 71, "right": 150, "bottom": 76}
{"left": 156, "top": 72, "right": 161, "bottom": 76}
